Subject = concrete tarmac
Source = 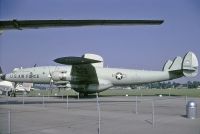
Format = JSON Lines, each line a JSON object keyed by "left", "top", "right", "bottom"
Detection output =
{"left": 0, "top": 96, "right": 200, "bottom": 134}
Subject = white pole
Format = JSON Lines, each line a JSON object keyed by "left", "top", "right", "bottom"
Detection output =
{"left": 42, "top": 94, "right": 45, "bottom": 107}
{"left": 96, "top": 93, "right": 101, "bottom": 134}
{"left": 78, "top": 92, "right": 79, "bottom": 100}
{"left": 47, "top": 89, "right": 49, "bottom": 99}
{"left": 66, "top": 92, "right": 69, "bottom": 111}
{"left": 8, "top": 110, "right": 11, "bottom": 134}
{"left": 168, "top": 89, "right": 171, "bottom": 96}
{"left": 22, "top": 92, "right": 25, "bottom": 105}
{"left": 135, "top": 96, "right": 138, "bottom": 114}
{"left": 7, "top": 94, "right": 9, "bottom": 104}
{"left": 152, "top": 99, "right": 155, "bottom": 128}
{"left": 185, "top": 95, "right": 188, "bottom": 105}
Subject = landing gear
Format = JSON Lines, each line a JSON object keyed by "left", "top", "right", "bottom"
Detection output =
{"left": 84, "top": 93, "right": 88, "bottom": 97}
{"left": 79, "top": 93, "right": 88, "bottom": 97}
{"left": 8, "top": 91, "right": 16, "bottom": 97}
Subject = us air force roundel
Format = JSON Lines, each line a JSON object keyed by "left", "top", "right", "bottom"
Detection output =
{"left": 115, "top": 72, "right": 123, "bottom": 80}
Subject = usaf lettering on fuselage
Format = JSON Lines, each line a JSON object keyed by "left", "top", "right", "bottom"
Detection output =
{"left": 10, "top": 72, "right": 40, "bottom": 79}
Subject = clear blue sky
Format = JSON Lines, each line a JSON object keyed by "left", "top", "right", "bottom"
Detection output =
{"left": 0, "top": 0, "right": 200, "bottom": 83}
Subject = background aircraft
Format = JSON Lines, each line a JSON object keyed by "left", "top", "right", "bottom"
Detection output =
{"left": 0, "top": 81, "right": 33, "bottom": 96}
{"left": 0, "top": 67, "right": 33, "bottom": 96}
{"left": 1, "top": 52, "right": 198, "bottom": 96}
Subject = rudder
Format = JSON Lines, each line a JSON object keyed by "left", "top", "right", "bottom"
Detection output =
{"left": 182, "top": 52, "right": 198, "bottom": 77}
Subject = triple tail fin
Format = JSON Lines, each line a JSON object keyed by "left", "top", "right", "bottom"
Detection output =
{"left": 163, "top": 52, "right": 198, "bottom": 77}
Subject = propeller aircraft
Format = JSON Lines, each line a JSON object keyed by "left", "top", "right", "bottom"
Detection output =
{"left": 0, "top": 52, "right": 198, "bottom": 96}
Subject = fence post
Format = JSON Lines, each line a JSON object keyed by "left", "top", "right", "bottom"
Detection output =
{"left": 96, "top": 93, "right": 101, "bottom": 134}
{"left": 152, "top": 99, "right": 155, "bottom": 128}
{"left": 136, "top": 96, "right": 138, "bottom": 114}
{"left": 42, "top": 94, "right": 45, "bottom": 107}
{"left": 22, "top": 92, "right": 25, "bottom": 105}
{"left": 8, "top": 110, "right": 11, "bottom": 134}
{"left": 66, "top": 92, "right": 69, "bottom": 111}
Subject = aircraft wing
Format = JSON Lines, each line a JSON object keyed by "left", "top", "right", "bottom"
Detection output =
{"left": 70, "top": 64, "right": 99, "bottom": 84}
{"left": 54, "top": 56, "right": 99, "bottom": 84}
{"left": 0, "top": 19, "right": 164, "bottom": 30}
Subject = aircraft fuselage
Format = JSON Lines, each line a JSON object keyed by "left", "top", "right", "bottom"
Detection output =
{"left": 3, "top": 66, "right": 181, "bottom": 93}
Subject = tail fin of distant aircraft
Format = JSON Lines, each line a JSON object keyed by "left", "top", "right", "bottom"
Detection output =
{"left": 163, "top": 52, "right": 198, "bottom": 77}
{"left": 0, "top": 66, "right": 4, "bottom": 80}
{"left": 0, "top": 66, "right": 2, "bottom": 74}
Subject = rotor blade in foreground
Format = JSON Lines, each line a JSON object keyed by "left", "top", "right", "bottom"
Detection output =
{"left": 0, "top": 19, "right": 164, "bottom": 30}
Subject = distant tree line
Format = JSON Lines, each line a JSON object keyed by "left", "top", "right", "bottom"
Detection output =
{"left": 132, "top": 81, "right": 200, "bottom": 89}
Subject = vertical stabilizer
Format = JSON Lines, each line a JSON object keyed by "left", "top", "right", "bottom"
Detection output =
{"left": 169, "top": 56, "right": 183, "bottom": 71}
{"left": 163, "top": 60, "right": 173, "bottom": 71}
{"left": 163, "top": 52, "right": 198, "bottom": 78}
{"left": 182, "top": 52, "right": 198, "bottom": 77}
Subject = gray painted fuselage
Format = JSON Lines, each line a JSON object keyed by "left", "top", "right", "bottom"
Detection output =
{"left": 4, "top": 66, "right": 181, "bottom": 91}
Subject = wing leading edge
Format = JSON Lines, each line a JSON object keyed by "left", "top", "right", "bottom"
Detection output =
{"left": 0, "top": 19, "right": 164, "bottom": 30}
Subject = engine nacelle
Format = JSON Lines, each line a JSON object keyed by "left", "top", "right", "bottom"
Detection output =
{"left": 51, "top": 71, "right": 70, "bottom": 81}
{"left": 71, "top": 79, "right": 113, "bottom": 93}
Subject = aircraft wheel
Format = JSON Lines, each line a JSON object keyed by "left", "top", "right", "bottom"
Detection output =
{"left": 7, "top": 91, "right": 11, "bottom": 96}
{"left": 84, "top": 93, "right": 88, "bottom": 97}
{"left": 79, "top": 93, "right": 88, "bottom": 97}
{"left": 11, "top": 92, "right": 16, "bottom": 97}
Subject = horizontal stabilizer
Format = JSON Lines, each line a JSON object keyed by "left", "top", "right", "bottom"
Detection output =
{"left": 54, "top": 56, "right": 101, "bottom": 65}
{"left": 163, "top": 60, "right": 173, "bottom": 71}
{"left": 182, "top": 52, "right": 198, "bottom": 77}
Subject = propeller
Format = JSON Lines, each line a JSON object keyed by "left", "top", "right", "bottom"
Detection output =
{"left": 48, "top": 69, "right": 54, "bottom": 94}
